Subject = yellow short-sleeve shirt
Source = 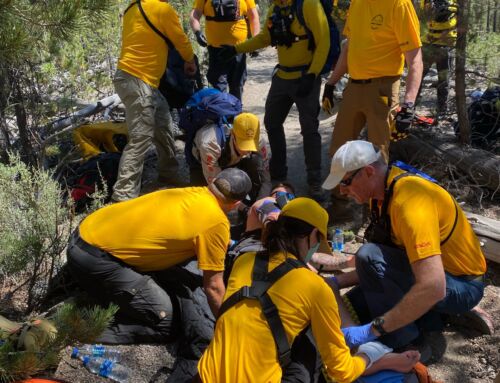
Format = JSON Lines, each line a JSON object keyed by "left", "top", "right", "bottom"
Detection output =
{"left": 198, "top": 251, "right": 366, "bottom": 383}
{"left": 344, "top": 0, "right": 421, "bottom": 79}
{"left": 384, "top": 167, "right": 486, "bottom": 276}
{"left": 193, "top": 0, "right": 256, "bottom": 47}
{"left": 118, "top": 0, "right": 194, "bottom": 88}
{"left": 79, "top": 187, "right": 229, "bottom": 272}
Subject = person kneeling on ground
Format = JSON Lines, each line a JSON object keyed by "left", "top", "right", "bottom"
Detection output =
{"left": 322, "top": 140, "right": 489, "bottom": 352}
{"left": 66, "top": 167, "right": 252, "bottom": 344}
{"left": 196, "top": 197, "right": 420, "bottom": 383}
{"left": 191, "top": 112, "right": 271, "bottom": 203}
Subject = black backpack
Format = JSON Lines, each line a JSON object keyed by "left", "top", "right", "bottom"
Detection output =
{"left": 429, "top": 0, "right": 456, "bottom": 23}
{"left": 467, "top": 86, "right": 500, "bottom": 149}
{"left": 206, "top": 0, "right": 244, "bottom": 22}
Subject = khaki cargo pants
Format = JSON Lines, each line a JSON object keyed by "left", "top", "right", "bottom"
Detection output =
{"left": 329, "top": 76, "right": 401, "bottom": 162}
{"left": 112, "top": 69, "right": 178, "bottom": 201}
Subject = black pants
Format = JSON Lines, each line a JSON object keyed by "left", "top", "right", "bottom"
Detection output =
{"left": 207, "top": 46, "right": 247, "bottom": 101}
{"left": 66, "top": 230, "right": 176, "bottom": 344}
{"left": 264, "top": 75, "right": 322, "bottom": 185}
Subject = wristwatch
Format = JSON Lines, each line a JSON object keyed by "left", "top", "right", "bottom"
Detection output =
{"left": 371, "top": 316, "right": 388, "bottom": 336}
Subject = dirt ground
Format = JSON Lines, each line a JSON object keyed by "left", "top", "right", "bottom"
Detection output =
{"left": 53, "top": 48, "right": 499, "bottom": 382}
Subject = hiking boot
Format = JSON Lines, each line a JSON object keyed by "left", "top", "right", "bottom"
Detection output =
{"left": 308, "top": 184, "right": 327, "bottom": 203}
{"left": 446, "top": 306, "right": 494, "bottom": 335}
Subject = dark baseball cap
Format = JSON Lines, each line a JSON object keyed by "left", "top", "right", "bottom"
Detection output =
{"left": 213, "top": 168, "right": 252, "bottom": 201}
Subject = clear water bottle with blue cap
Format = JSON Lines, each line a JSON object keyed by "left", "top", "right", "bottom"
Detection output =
{"left": 71, "top": 344, "right": 121, "bottom": 361}
{"left": 333, "top": 228, "right": 344, "bottom": 253}
{"left": 83, "top": 356, "right": 130, "bottom": 382}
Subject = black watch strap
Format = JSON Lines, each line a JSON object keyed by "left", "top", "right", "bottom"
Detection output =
{"left": 372, "top": 316, "right": 388, "bottom": 336}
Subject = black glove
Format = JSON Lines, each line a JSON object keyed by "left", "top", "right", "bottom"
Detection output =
{"left": 249, "top": 51, "right": 259, "bottom": 58}
{"left": 296, "top": 73, "right": 316, "bottom": 97}
{"left": 322, "top": 83, "right": 335, "bottom": 115}
{"left": 195, "top": 30, "right": 208, "bottom": 47}
{"left": 395, "top": 102, "right": 415, "bottom": 133}
{"left": 218, "top": 45, "right": 237, "bottom": 62}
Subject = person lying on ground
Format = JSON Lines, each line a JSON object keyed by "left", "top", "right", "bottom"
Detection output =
{"left": 196, "top": 197, "right": 420, "bottom": 383}
{"left": 66, "top": 168, "right": 252, "bottom": 344}
{"left": 322, "top": 140, "right": 489, "bottom": 350}
{"left": 191, "top": 112, "right": 271, "bottom": 203}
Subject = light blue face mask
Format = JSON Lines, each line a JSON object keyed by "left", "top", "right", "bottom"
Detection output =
{"left": 304, "top": 242, "right": 320, "bottom": 264}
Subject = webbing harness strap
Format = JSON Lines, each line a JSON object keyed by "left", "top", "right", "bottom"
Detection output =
{"left": 124, "top": 1, "right": 174, "bottom": 50}
{"left": 217, "top": 252, "right": 303, "bottom": 367}
{"left": 373, "top": 170, "right": 459, "bottom": 246}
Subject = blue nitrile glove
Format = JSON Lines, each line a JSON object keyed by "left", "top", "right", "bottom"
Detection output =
{"left": 356, "top": 341, "right": 393, "bottom": 368}
{"left": 342, "top": 323, "right": 377, "bottom": 348}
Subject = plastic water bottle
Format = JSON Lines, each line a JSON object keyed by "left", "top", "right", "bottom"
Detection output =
{"left": 72, "top": 344, "right": 121, "bottom": 361}
{"left": 83, "top": 356, "right": 130, "bottom": 382}
{"left": 333, "top": 228, "right": 344, "bottom": 253}
{"left": 471, "top": 89, "right": 483, "bottom": 101}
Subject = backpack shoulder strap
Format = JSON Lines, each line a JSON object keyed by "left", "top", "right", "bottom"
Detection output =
{"left": 217, "top": 252, "right": 303, "bottom": 367}
{"left": 127, "top": 0, "right": 175, "bottom": 50}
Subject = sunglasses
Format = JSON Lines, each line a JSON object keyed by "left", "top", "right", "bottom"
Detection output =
{"left": 339, "top": 168, "right": 363, "bottom": 187}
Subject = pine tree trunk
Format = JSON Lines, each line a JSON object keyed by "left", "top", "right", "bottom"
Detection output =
{"left": 455, "top": 0, "right": 470, "bottom": 145}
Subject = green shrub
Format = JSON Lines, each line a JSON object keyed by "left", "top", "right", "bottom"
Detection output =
{"left": 0, "top": 155, "right": 72, "bottom": 312}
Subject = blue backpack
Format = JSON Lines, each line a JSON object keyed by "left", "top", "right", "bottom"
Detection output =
{"left": 292, "top": 0, "right": 341, "bottom": 75}
{"left": 179, "top": 88, "right": 242, "bottom": 165}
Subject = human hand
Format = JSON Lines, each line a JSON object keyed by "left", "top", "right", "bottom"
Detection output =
{"left": 184, "top": 60, "right": 197, "bottom": 76}
{"left": 195, "top": 30, "right": 208, "bottom": 47}
{"left": 356, "top": 341, "right": 393, "bottom": 368}
{"left": 218, "top": 45, "right": 237, "bottom": 62}
{"left": 395, "top": 102, "right": 415, "bottom": 134}
{"left": 342, "top": 323, "right": 377, "bottom": 348}
{"left": 296, "top": 73, "right": 316, "bottom": 97}
{"left": 322, "top": 83, "right": 335, "bottom": 114}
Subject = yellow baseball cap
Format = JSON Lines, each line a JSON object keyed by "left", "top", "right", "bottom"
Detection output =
{"left": 280, "top": 197, "right": 328, "bottom": 239}
{"left": 232, "top": 113, "right": 260, "bottom": 152}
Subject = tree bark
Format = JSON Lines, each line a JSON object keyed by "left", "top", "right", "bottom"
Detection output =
{"left": 455, "top": 0, "right": 470, "bottom": 145}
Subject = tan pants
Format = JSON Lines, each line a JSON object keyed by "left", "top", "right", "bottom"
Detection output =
{"left": 112, "top": 69, "right": 178, "bottom": 201}
{"left": 329, "top": 76, "right": 400, "bottom": 162}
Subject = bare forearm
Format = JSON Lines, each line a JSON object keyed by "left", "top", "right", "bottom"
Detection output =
{"left": 336, "top": 269, "right": 359, "bottom": 288}
{"left": 205, "top": 287, "right": 225, "bottom": 316}
{"left": 310, "top": 252, "right": 352, "bottom": 271}
{"left": 190, "top": 10, "right": 202, "bottom": 32}
{"left": 248, "top": 9, "right": 260, "bottom": 36}
{"left": 327, "top": 40, "right": 348, "bottom": 85}
{"left": 404, "top": 48, "right": 423, "bottom": 103}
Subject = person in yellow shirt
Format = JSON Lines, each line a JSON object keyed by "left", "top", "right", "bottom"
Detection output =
{"left": 322, "top": 140, "right": 489, "bottom": 349}
{"left": 218, "top": 0, "right": 332, "bottom": 201}
{"left": 324, "top": 0, "right": 423, "bottom": 164}
{"left": 197, "top": 197, "right": 421, "bottom": 382}
{"left": 113, "top": 0, "right": 197, "bottom": 202}
{"left": 189, "top": 0, "right": 260, "bottom": 100}
{"left": 67, "top": 168, "right": 251, "bottom": 345}
{"left": 416, "top": 0, "right": 457, "bottom": 120}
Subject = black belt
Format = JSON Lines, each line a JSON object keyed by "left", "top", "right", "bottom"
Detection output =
{"left": 460, "top": 274, "right": 485, "bottom": 283}
{"left": 350, "top": 75, "right": 401, "bottom": 84}
{"left": 71, "top": 229, "right": 109, "bottom": 258}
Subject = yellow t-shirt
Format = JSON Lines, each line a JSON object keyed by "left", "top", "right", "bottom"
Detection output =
{"left": 236, "top": 0, "right": 330, "bottom": 79}
{"left": 193, "top": 0, "right": 256, "bottom": 47}
{"left": 73, "top": 121, "right": 128, "bottom": 160}
{"left": 382, "top": 167, "right": 486, "bottom": 276}
{"left": 344, "top": 0, "right": 421, "bottom": 79}
{"left": 118, "top": 0, "right": 194, "bottom": 88}
{"left": 79, "top": 187, "right": 229, "bottom": 272}
{"left": 198, "top": 251, "right": 366, "bottom": 383}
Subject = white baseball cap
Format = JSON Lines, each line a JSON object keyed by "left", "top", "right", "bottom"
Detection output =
{"left": 322, "top": 140, "right": 381, "bottom": 190}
